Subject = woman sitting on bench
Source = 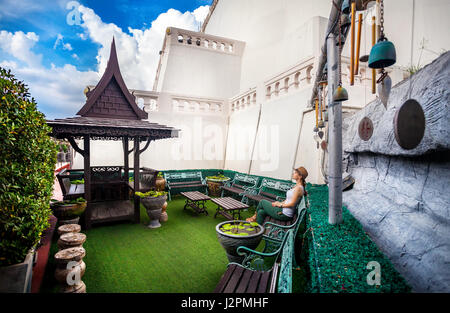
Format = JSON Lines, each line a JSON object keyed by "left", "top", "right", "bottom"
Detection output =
{"left": 246, "top": 167, "right": 308, "bottom": 224}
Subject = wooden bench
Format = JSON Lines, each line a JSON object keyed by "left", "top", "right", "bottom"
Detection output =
{"left": 56, "top": 168, "right": 85, "bottom": 200}
{"left": 211, "top": 197, "right": 249, "bottom": 220}
{"left": 242, "top": 178, "right": 294, "bottom": 205}
{"left": 220, "top": 173, "right": 259, "bottom": 199}
{"left": 214, "top": 229, "right": 295, "bottom": 293}
{"left": 164, "top": 171, "right": 207, "bottom": 201}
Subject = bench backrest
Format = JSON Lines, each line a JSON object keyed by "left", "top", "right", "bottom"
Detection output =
{"left": 56, "top": 168, "right": 72, "bottom": 196}
{"left": 164, "top": 171, "right": 203, "bottom": 184}
{"left": 232, "top": 173, "right": 259, "bottom": 189}
{"left": 277, "top": 230, "right": 294, "bottom": 293}
{"left": 259, "top": 178, "right": 294, "bottom": 200}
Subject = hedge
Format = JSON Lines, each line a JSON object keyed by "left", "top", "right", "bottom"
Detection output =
{"left": 305, "top": 184, "right": 411, "bottom": 293}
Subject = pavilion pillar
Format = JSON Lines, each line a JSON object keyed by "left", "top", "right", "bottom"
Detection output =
{"left": 123, "top": 137, "right": 129, "bottom": 183}
{"left": 133, "top": 136, "right": 140, "bottom": 223}
{"left": 83, "top": 135, "right": 92, "bottom": 229}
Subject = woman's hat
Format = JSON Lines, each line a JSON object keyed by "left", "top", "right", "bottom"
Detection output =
{"left": 295, "top": 166, "right": 308, "bottom": 179}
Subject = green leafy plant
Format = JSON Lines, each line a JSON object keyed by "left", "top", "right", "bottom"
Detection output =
{"left": 0, "top": 67, "right": 57, "bottom": 266}
{"left": 135, "top": 190, "right": 168, "bottom": 198}
{"left": 50, "top": 197, "right": 86, "bottom": 206}
{"left": 71, "top": 179, "right": 84, "bottom": 185}
{"left": 206, "top": 174, "right": 229, "bottom": 181}
{"left": 157, "top": 172, "right": 163, "bottom": 178}
{"left": 61, "top": 144, "right": 68, "bottom": 153}
{"left": 219, "top": 221, "right": 259, "bottom": 235}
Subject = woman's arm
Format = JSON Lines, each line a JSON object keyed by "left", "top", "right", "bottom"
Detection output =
{"left": 280, "top": 186, "right": 303, "bottom": 208}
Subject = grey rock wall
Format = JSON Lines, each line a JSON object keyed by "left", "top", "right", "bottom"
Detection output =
{"left": 341, "top": 52, "right": 450, "bottom": 292}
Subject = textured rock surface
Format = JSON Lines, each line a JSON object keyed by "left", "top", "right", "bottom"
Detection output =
{"left": 341, "top": 52, "right": 450, "bottom": 292}
{"left": 343, "top": 51, "right": 450, "bottom": 156}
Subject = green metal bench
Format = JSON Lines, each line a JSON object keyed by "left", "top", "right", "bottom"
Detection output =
{"left": 242, "top": 178, "right": 294, "bottom": 205}
{"left": 214, "top": 196, "right": 308, "bottom": 293}
{"left": 262, "top": 195, "right": 308, "bottom": 268}
{"left": 164, "top": 171, "right": 207, "bottom": 201}
{"left": 214, "top": 229, "right": 294, "bottom": 293}
{"left": 220, "top": 173, "right": 259, "bottom": 200}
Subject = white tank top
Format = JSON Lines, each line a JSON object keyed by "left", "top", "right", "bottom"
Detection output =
{"left": 282, "top": 185, "right": 303, "bottom": 217}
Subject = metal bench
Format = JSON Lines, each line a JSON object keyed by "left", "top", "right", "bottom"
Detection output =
{"left": 242, "top": 178, "right": 295, "bottom": 205}
{"left": 220, "top": 173, "right": 259, "bottom": 199}
{"left": 214, "top": 230, "right": 295, "bottom": 293}
{"left": 164, "top": 171, "right": 207, "bottom": 201}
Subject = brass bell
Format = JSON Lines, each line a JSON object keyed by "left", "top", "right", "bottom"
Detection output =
{"left": 318, "top": 120, "right": 325, "bottom": 129}
{"left": 333, "top": 85, "right": 349, "bottom": 102}
{"left": 342, "top": 0, "right": 350, "bottom": 14}
{"left": 368, "top": 38, "right": 397, "bottom": 69}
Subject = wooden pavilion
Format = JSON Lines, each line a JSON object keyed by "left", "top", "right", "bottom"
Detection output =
{"left": 47, "top": 38, "right": 178, "bottom": 229}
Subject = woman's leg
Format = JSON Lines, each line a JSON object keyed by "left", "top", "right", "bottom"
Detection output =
{"left": 256, "top": 200, "right": 292, "bottom": 224}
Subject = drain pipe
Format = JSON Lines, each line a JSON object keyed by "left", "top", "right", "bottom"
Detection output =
{"left": 326, "top": 33, "right": 343, "bottom": 225}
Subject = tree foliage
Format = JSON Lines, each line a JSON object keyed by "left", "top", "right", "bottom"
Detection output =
{"left": 0, "top": 67, "right": 57, "bottom": 266}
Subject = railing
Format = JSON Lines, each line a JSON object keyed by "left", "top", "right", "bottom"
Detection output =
{"left": 171, "top": 27, "right": 242, "bottom": 55}
{"left": 171, "top": 95, "right": 224, "bottom": 115}
{"left": 265, "top": 57, "right": 315, "bottom": 101}
{"left": 230, "top": 88, "right": 257, "bottom": 112}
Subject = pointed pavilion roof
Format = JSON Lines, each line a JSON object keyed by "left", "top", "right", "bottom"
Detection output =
{"left": 47, "top": 38, "right": 178, "bottom": 142}
{"left": 77, "top": 38, "right": 147, "bottom": 120}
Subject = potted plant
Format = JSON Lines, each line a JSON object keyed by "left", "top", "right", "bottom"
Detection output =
{"left": 155, "top": 171, "right": 165, "bottom": 191}
{"left": 50, "top": 198, "right": 87, "bottom": 226}
{"left": 0, "top": 67, "right": 57, "bottom": 292}
{"left": 206, "top": 174, "right": 230, "bottom": 197}
{"left": 136, "top": 190, "right": 168, "bottom": 228}
{"left": 216, "top": 221, "right": 265, "bottom": 263}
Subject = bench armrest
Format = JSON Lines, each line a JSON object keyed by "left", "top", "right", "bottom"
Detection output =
{"left": 276, "top": 196, "right": 286, "bottom": 201}
{"left": 222, "top": 180, "right": 233, "bottom": 188}
{"left": 235, "top": 245, "right": 282, "bottom": 272}
{"left": 244, "top": 187, "right": 259, "bottom": 195}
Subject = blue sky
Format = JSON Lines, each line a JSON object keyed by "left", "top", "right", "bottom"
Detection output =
{"left": 0, "top": 0, "right": 212, "bottom": 118}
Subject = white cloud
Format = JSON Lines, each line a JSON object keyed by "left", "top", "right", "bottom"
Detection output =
{"left": 71, "top": 53, "right": 79, "bottom": 59}
{"left": 0, "top": 4, "right": 210, "bottom": 118}
{"left": 53, "top": 33, "right": 73, "bottom": 51}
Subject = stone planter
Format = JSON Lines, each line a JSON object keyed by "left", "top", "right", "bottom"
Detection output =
{"left": 155, "top": 177, "right": 166, "bottom": 192}
{"left": 206, "top": 177, "right": 230, "bottom": 197}
{"left": 0, "top": 249, "right": 34, "bottom": 293}
{"left": 51, "top": 202, "right": 86, "bottom": 226}
{"left": 57, "top": 232, "right": 86, "bottom": 250}
{"left": 54, "top": 247, "right": 86, "bottom": 293}
{"left": 141, "top": 195, "right": 167, "bottom": 228}
{"left": 215, "top": 221, "right": 264, "bottom": 263}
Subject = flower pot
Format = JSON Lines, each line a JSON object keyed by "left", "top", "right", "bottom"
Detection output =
{"left": 206, "top": 177, "right": 230, "bottom": 197}
{"left": 155, "top": 177, "right": 166, "bottom": 192}
{"left": 216, "top": 221, "right": 264, "bottom": 263}
{"left": 141, "top": 195, "right": 167, "bottom": 228}
{"left": 51, "top": 202, "right": 87, "bottom": 220}
{"left": 0, "top": 249, "right": 34, "bottom": 293}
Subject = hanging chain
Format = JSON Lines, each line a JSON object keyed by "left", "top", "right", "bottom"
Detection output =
{"left": 338, "top": 9, "right": 343, "bottom": 86}
{"left": 379, "top": 0, "right": 385, "bottom": 39}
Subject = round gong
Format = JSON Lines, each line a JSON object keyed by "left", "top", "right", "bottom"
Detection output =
{"left": 358, "top": 117, "right": 374, "bottom": 141}
{"left": 394, "top": 99, "right": 425, "bottom": 150}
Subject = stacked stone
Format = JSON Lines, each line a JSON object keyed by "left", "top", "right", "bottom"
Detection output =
{"left": 54, "top": 224, "right": 87, "bottom": 293}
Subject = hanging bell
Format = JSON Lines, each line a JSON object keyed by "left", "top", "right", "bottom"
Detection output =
{"left": 340, "top": 14, "right": 351, "bottom": 30}
{"left": 377, "top": 74, "right": 392, "bottom": 108}
{"left": 313, "top": 126, "right": 319, "bottom": 132}
{"left": 368, "top": 38, "right": 397, "bottom": 69}
{"left": 318, "top": 130, "right": 324, "bottom": 139}
{"left": 342, "top": 0, "right": 350, "bottom": 14}
{"left": 318, "top": 120, "right": 325, "bottom": 129}
{"left": 333, "top": 85, "right": 349, "bottom": 102}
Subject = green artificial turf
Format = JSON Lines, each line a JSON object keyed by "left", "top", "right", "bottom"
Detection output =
{"left": 42, "top": 196, "right": 258, "bottom": 293}
{"left": 305, "top": 184, "right": 411, "bottom": 293}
